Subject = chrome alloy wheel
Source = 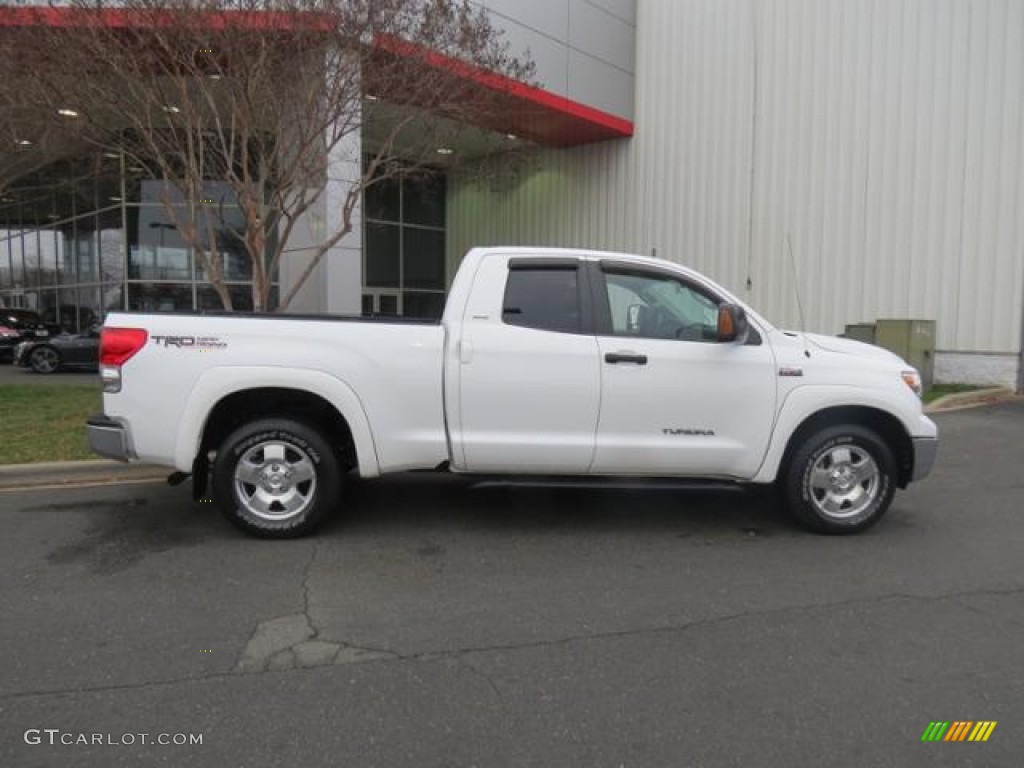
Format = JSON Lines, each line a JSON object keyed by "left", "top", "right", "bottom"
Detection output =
{"left": 30, "top": 346, "right": 59, "bottom": 373}
{"left": 807, "top": 445, "right": 880, "bottom": 520}
{"left": 233, "top": 440, "right": 318, "bottom": 521}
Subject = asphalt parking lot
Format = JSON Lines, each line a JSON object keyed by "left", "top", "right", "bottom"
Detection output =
{"left": 1, "top": 402, "right": 1022, "bottom": 767}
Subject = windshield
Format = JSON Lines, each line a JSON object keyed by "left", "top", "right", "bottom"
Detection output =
{"left": 2, "top": 309, "right": 43, "bottom": 324}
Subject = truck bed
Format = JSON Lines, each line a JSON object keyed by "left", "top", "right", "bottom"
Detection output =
{"left": 101, "top": 310, "right": 449, "bottom": 475}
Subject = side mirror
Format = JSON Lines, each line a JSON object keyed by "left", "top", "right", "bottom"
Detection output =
{"left": 717, "top": 303, "right": 750, "bottom": 344}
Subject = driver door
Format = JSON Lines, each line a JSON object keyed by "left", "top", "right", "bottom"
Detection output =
{"left": 590, "top": 263, "right": 777, "bottom": 479}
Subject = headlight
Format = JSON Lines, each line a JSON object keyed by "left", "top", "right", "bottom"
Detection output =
{"left": 901, "top": 369, "right": 922, "bottom": 397}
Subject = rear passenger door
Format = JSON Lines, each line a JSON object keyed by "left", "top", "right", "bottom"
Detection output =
{"left": 454, "top": 256, "right": 602, "bottom": 474}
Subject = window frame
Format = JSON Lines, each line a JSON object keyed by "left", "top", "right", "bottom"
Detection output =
{"left": 361, "top": 164, "right": 447, "bottom": 318}
{"left": 500, "top": 257, "right": 595, "bottom": 336}
{"left": 592, "top": 260, "right": 754, "bottom": 344}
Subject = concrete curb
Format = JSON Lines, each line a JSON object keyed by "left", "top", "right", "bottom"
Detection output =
{"left": 0, "top": 459, "right": 167, "bottom": 490}
{"left": 925, "top": 387, "right": 1020, "bottom": 413}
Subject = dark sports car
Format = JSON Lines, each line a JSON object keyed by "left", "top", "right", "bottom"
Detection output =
{"left": 13, "top": 327, "right": 100, "bottom": 374}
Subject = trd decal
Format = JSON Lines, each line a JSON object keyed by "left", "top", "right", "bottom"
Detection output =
{"left": 151, "top": 335, "right": 227, "bottom": 349}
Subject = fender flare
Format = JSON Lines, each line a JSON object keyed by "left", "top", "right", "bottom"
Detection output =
{"left": 173, "top": 367, "right": 381, "bottom": 477}
{"left": 753, "top": 385, "right": 924, "bottom": 484}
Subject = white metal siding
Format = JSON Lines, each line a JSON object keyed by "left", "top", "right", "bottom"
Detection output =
{"left": 449, "top": 0, "right": 1024, "bottom": 357}
{"left": 472, "top": 0, "right": 637, "bottom": 120}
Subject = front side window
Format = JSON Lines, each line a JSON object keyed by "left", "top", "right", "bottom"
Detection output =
{"left": 604, "top": 270, "right": 720, "bottom": 342}
{"left": 502, "top": 268, "right": 581, "bottom": 334}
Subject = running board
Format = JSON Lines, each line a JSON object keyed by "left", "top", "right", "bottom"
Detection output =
{"left": 469, "top": 477, "right": 746, "bottom": 493}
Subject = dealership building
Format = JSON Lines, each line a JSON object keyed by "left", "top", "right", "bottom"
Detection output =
{"left": 2, "top": 0, "right": 1023, "bottom": 391}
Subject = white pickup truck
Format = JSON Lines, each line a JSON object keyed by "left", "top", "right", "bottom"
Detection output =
{"left": 87, "top": 247, "right": 937, "bottom": 538}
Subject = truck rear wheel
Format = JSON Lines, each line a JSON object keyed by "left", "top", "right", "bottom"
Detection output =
{"left": 783, "top": 425, "right": 896, "bottom": 534}
{"left": 212, "top": 418, "right": 341, "bottom": 538}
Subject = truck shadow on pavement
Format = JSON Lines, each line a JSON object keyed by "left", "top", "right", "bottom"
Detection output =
{"left": 333, "top": 473, "right": 792, "bottom": 540}
{"left": 34, "top": 487, "right": 224, "bottom": 575}
{"left": 30, "top": 474, "right": 805, "bottom": 575}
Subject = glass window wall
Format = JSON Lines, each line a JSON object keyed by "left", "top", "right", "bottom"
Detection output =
{"left": 362, "top": 164, "right": 446, "bottom": 319}
{"left": 0, "top": 152, "right": 279, "bottom": 331}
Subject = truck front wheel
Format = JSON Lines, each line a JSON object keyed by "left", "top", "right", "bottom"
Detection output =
{"left": 783, "top": 425, "right": 896, "bottom": 534}
{"left": 212, "top": 418, "right": 341, "bottom": 538}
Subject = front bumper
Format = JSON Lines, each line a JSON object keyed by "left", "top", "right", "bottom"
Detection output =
{"left": 911, "top": 437, "right": 939, "bottom": 482}
{"left": 86, "top": 414, "right": 134, "bottom": 462}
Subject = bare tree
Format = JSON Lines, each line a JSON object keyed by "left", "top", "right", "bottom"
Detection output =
{"left": 13, "top": 0, "right": 533, "bottom": 311}
{"left": 0, "top": 21, "right": 69, "bottom": 201}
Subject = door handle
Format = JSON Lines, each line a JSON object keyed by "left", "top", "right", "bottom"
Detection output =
{"left": 604, "top": 352, "right": 648, "bottom": 365}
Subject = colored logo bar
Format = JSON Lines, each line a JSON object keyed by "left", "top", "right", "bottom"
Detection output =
{"left": 921, "top": 721, "right": 997, "bottom": 742}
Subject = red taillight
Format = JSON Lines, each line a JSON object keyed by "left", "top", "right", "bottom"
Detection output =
{"left": 100, "top": 327, "right": 148, "bottom": 366}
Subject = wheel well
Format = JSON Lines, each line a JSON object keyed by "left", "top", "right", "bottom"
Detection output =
{"left": 199, "top": 388, "right": 357, "bottom": 470}
{"left": 780, "top": 406, "right": 914, "bottom": 488}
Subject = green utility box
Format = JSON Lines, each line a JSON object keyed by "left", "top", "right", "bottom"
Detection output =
{"left": 843, "top": 323, "right": 877, "bottom": 345}
{"left": 875, "top": 319, "right": 936, "bottom": 390}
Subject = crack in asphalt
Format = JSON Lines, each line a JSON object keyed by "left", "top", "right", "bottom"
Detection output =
{"left": 3, "top": 585, "right": 1022, "bottom": 703}
{"left": 232, "top": 540, "right": 399, "bottom": 673}
{"left": 302, "top": 539, "right": 320, "bottom": 639}
{"left": 457, "top": 657, "right": 505, "bottom": 704}
{"left": 231, "top": 539, "right": 321, "bottom": 673}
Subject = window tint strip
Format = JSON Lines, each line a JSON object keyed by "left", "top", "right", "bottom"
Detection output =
{"left": 508, "top": 258, "right": 580, "bottom": 271}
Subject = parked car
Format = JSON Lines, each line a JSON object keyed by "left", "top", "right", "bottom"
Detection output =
{"left": 87, "top": 247, "right": 937, "bottom": 538}
{"left": 14, "top": 327, "right": 100, "bottom": 374}
{"left": 0, "top": 308, "right": 50, "bottom": 361}
{"left": 0, "top": 323, "right": 21, "bottom": 361}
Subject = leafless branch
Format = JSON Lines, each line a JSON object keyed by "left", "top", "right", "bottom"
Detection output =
{"left": 2, "top": 0, "right": 534, "bottom": 311}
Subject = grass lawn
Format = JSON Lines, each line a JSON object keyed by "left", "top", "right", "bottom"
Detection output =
{"left": 0, "top": 384, "right": 102, "bottom": 464}
{"left": 923, "top": 383, "right": 986, "bottom": 405}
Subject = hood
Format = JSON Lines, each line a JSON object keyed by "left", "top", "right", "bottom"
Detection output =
{"left": 797, "top": 332, "right": 908, "bottom": 366}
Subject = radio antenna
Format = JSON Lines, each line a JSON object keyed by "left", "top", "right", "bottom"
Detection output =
{"left": 786, "top": 233, "right": 812, "bottom": 357}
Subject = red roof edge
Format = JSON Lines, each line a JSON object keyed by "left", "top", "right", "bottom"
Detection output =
{"left": 373, "top": 34, "right": 634, "bottom": 146}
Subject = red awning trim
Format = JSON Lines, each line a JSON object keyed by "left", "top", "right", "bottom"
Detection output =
{"left": 372, "top": 34, "right": 634, "bottom": 146}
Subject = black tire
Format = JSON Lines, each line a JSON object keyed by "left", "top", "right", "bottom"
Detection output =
{"left": 212, "top": 418, "right": 342, "bottom": 538}
{"left": 782, "top": 424, "right": 896, "bottom": 534}
{"left": 29, "top": 345, "right": 61, "bottom": 374}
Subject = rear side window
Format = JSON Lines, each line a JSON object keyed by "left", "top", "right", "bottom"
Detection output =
{"left": 502, "top": 268, "right": 581, "bottom": 334}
